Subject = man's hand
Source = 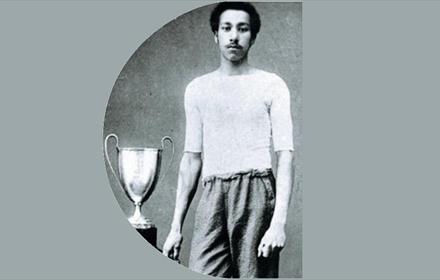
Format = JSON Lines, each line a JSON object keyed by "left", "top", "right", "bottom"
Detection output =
{"left": 162, "top": 231, "right": 183, "bottom": 261}
{"left": 257, "top": 223, "right": 286, "bottom": 258}
{"left": 163, "top": 152, "right": 201, "bottom": 262}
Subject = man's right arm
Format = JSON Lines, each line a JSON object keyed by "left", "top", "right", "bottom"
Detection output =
{"left": 162, "top": 151, "right": 202, "bottom": 260}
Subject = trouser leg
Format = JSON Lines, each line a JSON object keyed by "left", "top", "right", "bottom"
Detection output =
{"left": 189, "top": 180, "right": 232, "bottom": 277}
{"left": 227, "top": 171, "right": 279, "bottom": 278}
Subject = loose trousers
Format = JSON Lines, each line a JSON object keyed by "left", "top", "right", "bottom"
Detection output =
{"left": 189, "top": 169, "right": 279, "bottom": 278}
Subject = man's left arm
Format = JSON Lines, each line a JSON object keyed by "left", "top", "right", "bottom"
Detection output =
{"left": 257, "top": 150, "right": 294, "bottom": 258}
{"left": 258, "top": 74, "right": 294, "bottom": 257}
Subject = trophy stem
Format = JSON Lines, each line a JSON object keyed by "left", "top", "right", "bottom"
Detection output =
{"left": 133, "top": 202, "right": 142, "bottom": 220}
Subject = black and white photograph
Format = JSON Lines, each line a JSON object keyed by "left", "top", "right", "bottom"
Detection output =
{"left": 103, "top": 2, "right": 302, "bottom": 278}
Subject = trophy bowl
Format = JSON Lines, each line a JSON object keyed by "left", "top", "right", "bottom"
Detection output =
{"left": 104, "top": 133, "right": 174, "bottom": 229}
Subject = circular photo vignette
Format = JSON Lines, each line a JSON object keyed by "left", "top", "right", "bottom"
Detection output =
{"left": 103, "top": 2, "right": 302, "bottom": 278}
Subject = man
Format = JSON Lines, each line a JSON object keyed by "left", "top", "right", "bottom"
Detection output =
{"left": 163, "top": 2, "right": 294, "bottom": 278}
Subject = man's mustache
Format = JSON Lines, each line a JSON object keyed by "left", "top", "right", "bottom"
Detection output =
{"left": 227, "top": 44, "right": 243, "bottom": 49}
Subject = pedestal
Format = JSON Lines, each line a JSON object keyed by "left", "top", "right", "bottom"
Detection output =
{"left": 136, "top": 227, "right": 157, "bottom": 248}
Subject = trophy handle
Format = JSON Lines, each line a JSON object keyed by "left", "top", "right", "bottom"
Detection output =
{"left": 158, "top": 136, "right": 175, "bottom": 183}
{"left": 104, "top": 133, "right": 125, "bottom": 192}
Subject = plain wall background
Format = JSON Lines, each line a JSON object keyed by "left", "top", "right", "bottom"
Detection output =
{"left": 103, "top": 2, "right": 302, "bottom": 278}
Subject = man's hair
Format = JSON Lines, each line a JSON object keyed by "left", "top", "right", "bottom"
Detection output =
{"left": 210, "top": 2, "right": 261, "bottom": 41}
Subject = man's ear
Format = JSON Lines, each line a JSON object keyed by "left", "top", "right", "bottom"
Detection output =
{"left": 214, "top": 31, "right": 218, "bottom": 44}
{"left": 250, "top": 37, "right": 256, "bottom": 46}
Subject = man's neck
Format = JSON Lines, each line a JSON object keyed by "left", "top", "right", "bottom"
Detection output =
{"left": 218, "top": 56, "right": 253, "bottom": 76}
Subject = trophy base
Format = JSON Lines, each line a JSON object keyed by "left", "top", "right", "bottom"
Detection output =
{"left": 128, "top": 217, "right": 155, "bottom": 230}
{"left": 128, "top": 203, "right": 155, "bottom": 229}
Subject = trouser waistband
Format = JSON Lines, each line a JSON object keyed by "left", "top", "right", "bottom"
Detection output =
{"left": 202, "top": 168, "right": 273, "bottom": 184}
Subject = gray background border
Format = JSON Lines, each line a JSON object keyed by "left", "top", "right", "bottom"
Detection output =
{"left": 1, "top": 0, "right": 440, "bottom": 279}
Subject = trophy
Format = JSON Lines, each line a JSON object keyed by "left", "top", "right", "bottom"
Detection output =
{"left": 104, "top": 133, "right": 174, "bottom": 230}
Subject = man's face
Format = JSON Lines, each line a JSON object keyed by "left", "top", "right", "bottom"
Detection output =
{"left": 215, "top": 9, "right": 254, "bottom": 63}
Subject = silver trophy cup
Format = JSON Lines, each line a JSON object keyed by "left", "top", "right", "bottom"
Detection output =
{"left": 104, "top": 133, "right": 174, "bottom": 229}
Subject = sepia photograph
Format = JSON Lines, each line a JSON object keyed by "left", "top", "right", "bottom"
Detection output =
{"left": 103, "top": 2, "right": 302, "bottom": 278}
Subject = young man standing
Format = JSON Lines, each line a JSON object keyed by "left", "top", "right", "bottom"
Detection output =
{"left": 163, "top": 2, "right": 294, "bottom": 278}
